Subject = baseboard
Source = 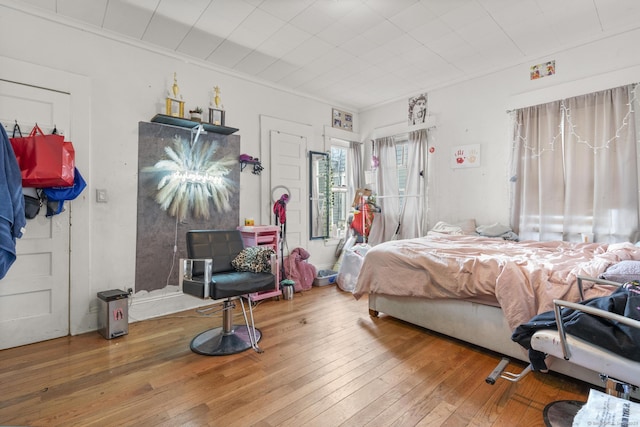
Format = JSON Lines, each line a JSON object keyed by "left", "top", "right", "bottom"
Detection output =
{"left": 128, "top": 286, "right": 214, "bottom": 323}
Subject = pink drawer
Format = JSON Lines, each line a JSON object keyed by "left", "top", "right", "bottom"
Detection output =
{"left": 257, "top": 235, "right": 275, "bottom": 244}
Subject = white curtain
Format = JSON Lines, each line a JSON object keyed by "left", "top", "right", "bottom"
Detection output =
{"left": 347, "top": 140, "right": 363, "bottom": 206}
{"left": 368, "top": 130, "right": 428, "bottom": 244}
{"left": 510, "top": 84, "right": 640, "bottom": 242}
{"left": 368, "top": 136, "right": 398, "bottom": 245}
{"left": 398, "top": 129, "right": 427, "bottom": 239}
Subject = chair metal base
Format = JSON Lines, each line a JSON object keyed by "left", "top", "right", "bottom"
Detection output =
{"left": 190, "top": 325, "right": 262, "bottom": 356}
{"left": 543, "top": 400, "right": 584, "bottom": 427}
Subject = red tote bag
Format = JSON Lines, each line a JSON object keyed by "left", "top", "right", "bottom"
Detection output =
{"left": 10, "top": 124, "right": 75, "bottom": 188}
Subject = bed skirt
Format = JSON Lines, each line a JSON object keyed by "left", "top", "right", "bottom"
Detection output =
{"left": 368, "top": 294, "right": 606, "bottom": 388}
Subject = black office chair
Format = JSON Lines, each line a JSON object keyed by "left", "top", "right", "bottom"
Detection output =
{"left": 179, "top": 230, "right": 276, "bottom": 355}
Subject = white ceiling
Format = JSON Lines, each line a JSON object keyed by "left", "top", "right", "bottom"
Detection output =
{"left": 11, "top": 0, "right": 640, "bottom": 111}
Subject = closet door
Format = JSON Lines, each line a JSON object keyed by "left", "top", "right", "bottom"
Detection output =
{"left": 269, "top": 129, "right": 307, "bottom": 254}
{"left": 259, "top": 116, "right": 311, "bottom": 256}
{"left": 0, "top": 80, "right": 71, "bottom": 349}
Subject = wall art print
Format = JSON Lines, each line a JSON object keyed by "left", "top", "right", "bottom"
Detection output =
{"left": 530, "top": 60, "right": 555, "bottom": 80}
{"left": 332, "top": 108, "right": 353, "bottom": 131}
{"left": 451, "top": 144, "right": 481, "bottom": 169}
{"left": 408, "top": 93, "right": 427, "bottom": 125}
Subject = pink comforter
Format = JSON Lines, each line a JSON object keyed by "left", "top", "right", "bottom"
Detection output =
{"left": 353, "top": 233, "right": 640, "bottom": 330}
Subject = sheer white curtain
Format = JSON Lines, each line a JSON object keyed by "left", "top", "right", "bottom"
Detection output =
{"left": 368, "top": 130, "right": 428, "bottom": 244}
{"left": 368, "top": 136, "right": 398, "bottom": 245}
{"left": 510, "top": 84, "right": 640, "bottom": 242}
{"left": 509, "top": 101, "right": 563, "bottom": 240}
{"left": 398, "top": 129, "right": 427, "bottom": 239}
{"left": 347, "top": 140, "right": 363, "bottom": 206}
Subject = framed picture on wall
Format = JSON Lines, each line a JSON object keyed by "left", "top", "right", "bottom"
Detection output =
{"left": 530, "top": 60, "right": 555, "bottom": 80}
{"left": 332, "top": 108, "right": 353, "bottom": 131}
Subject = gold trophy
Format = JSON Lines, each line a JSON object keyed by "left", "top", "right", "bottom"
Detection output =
{"left": 209, "top": 85, "right": 225, "bottom": 126}
{"left": 165, "top": 72, "right": 185, "bottom": 117}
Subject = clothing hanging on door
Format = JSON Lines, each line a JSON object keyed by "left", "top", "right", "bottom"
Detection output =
{"left": 0, "top": 125, "right": 26, "bottom": 279}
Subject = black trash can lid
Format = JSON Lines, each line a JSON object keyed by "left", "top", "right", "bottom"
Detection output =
{"left": 97, "top": 289, "right": 129, "bottom": 301}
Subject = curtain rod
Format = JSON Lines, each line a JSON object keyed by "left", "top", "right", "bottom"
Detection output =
{"left": 375, "top": 194, "right": 422, "bottom": 199}
{"left": 506, "top": 82, "right": 640, "bottom": 113}
{"left": 369, "top": 116, "right": 436, "bottom": 141}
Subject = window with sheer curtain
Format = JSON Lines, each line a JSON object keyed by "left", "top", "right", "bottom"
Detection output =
{"left": 509, "top": 84, "right": 640, "bottom": 243}
{"left": 327, "top": 138, "right": 363, "bottom": 239}
{"left": 368, "top": 129, "right": 427, "bottom": 245}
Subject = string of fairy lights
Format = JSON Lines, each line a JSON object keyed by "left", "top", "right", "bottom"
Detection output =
{"left": 513, "top": 84, "right": 638, "bottom": 159}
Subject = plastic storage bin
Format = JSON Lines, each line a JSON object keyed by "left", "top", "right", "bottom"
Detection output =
{"left": 313, "top": 269, "right": 338, "bottom": 286}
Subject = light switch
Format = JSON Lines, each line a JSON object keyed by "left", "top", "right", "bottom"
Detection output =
{"left": 96, "top": 189, "right": 108, "bottom": 203}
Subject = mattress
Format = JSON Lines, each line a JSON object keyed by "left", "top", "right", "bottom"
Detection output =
{"left": 355, "top": 233, "right": 640, "bottom": 330}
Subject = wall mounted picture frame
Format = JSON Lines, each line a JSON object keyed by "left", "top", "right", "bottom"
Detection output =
{"left": 530, "top": 60, "right": 555, "bottom": 80}
{"left": 332, "top": 108, "right": 353, "bottom": 131}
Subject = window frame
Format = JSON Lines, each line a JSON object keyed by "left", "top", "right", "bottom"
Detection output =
{"left": 328, "top": 138, "right": 350, "bottom": 240}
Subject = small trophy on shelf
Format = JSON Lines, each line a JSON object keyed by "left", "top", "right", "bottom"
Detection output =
{"left": 209, "top": 85, "right": 226, "bottom": 126}
{"left": 165, "top": 72, "right": 185, "bottom": 118}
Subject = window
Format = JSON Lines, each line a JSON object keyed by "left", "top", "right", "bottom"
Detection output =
{"left": 329, "top": 142, "right": 349, "bottom": 239}
{"left": 395, "top": 138, "right": 409, "bottom": 210}
{"left": 511, "top": 84, "right": 640, "bottom": 242}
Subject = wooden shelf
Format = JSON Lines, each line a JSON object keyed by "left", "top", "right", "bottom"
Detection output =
{"left": 150, "top": 114, "right": 239, "bottom": 135}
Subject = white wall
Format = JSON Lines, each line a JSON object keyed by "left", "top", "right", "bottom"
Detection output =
{"left": 360, "top": 28, "right": 640, "bottom": 230}
{"left": 0, "top": 5, "right": 349, "bottom": 329}
{"left": 4, "top": 4, "right": 640, "bottom": 330}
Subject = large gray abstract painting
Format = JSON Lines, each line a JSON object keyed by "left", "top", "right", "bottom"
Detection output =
{"left": 136, "top": 121, "right": 240, "bottom": 292}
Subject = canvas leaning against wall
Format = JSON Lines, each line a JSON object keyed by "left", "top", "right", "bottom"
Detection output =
{"left": 135, "top": 121, "right": 240, "bottom": 293}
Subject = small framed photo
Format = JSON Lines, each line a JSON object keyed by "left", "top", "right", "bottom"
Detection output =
{"left": 332, "top": 108, "right": 353, "bottom": 131}
{"left": 208, "top": 107, "right": 225, "bottom": 126}
{"left": 530, "top": 60, "right": 555, "bottom": 80}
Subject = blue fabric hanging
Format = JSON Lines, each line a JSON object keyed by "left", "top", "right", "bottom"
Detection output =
{"left": 42, "top": 167, "right": 86, "bottom": 216}
{"left": 0, "top": 125, "right": 26, "bottom": 279}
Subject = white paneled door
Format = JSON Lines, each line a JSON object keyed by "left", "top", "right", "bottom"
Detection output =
{"left": 259, "top": 116, "right": 312, "bottom": 266}
{"left": 0, "top": 80, "right": 71, "bottom": 349}
{"left": 269, "top": 130, "right": 307, "bottom": 255}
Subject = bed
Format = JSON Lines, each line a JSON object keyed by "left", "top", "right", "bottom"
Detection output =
{"left": 353, "top": 232, "right": 640, "bottom": 387}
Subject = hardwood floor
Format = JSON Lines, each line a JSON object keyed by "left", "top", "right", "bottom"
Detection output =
{"left": 0, "top": 285, "right": 589, "bottom": 426}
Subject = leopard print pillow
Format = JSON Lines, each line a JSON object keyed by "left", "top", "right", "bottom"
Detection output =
{"left": 232, "top": 246, "right": 275, "bottom": 273}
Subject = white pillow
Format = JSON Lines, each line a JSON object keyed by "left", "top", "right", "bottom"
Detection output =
{"left": 456, "top": 219, "right": 477, "bottom": 235}
{"left": 431, "top": 221, "right": 464, "bottom": 235}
